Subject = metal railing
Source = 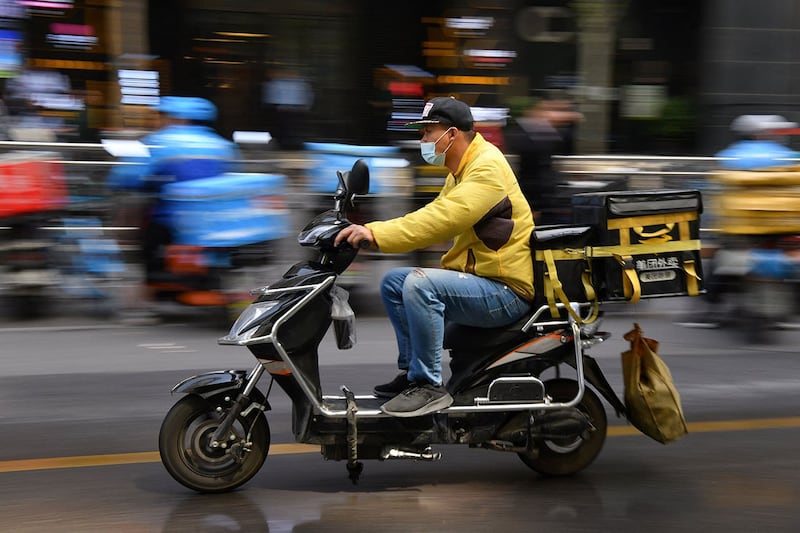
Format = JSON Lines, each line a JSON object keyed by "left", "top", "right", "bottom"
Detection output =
{"left": 552, "top": 154, "right": 763, "bottom": 239}
{"left": 4, "top": 141, "right": 795, "bottom": 240}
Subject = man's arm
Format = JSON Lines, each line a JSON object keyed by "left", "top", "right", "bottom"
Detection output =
{"left": 366, "top": 160, "right": 510, "bottom": 253}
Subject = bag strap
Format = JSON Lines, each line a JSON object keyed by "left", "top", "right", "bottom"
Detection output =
{"left": 683, "top": 254, "right": 701, "bottom": 296}
{"left": 607, "top": 211, "right": 698, "bottom": 231}
{"left": 609, "top": 212, "right": 697, "bottom": 246}
{"left": 586, "top": 239, "right": 702, "bottom": 257}
{"left": 540, "top": 249, "right": 599, "bottom": 323}
{"left": 617, "top": 255, "right": 642, "bottom": 303}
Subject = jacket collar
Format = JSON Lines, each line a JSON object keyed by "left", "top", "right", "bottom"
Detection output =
{"left": 453, "top": 132, "right": 485, "bottom": 182}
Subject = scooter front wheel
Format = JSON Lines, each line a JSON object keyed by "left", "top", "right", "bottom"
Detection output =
{"left": 159, "top": 394, "right": 270, "bottom": 493}
{"left": 517, "top": 378, "right": 607, "bottom": 476}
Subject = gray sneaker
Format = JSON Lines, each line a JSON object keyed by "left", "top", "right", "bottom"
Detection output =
{"left": 380, "top": 383, "right": 453, "bottom": 418}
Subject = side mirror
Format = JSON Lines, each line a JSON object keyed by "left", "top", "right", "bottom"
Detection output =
{"left": 333, "top": 158, "right": 370, "bottom": 218}
{"left": 346, "top": 158, "right": 370, "bottom": 195}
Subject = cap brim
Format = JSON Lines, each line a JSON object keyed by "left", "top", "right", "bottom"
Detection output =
{"left": 404, "top": 119, "right": 444, "bottom": 129}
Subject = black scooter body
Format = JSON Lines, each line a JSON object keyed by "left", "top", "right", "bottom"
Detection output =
{"left": 189, "top": 236, "right": 622, "bottom": 460}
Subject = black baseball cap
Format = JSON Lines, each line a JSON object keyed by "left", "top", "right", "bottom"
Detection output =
{"left": 406, "top": 96, "right": 474, "bottom": 131}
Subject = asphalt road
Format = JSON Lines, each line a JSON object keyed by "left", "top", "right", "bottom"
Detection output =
{"left": 2, "top": 297, "right": 800, "bottom": 532}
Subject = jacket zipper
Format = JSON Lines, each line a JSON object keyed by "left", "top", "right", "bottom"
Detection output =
{"left": 465, "top": 249, "right": 476, "bottom": 275}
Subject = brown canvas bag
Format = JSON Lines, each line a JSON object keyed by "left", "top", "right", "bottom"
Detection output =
{"left": 621, "top": 323, "right": 688, "bottom": 443}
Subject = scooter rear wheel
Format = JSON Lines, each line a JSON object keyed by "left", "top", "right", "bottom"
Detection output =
{"left": 517, "top": 378, "right": 607, "bottom": 476}
{"left": 159, "top": 394, "right": 270, "bottom": 493}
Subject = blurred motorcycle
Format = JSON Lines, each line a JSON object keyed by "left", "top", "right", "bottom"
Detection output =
{"left": 683, "top": 114, "right": 800, "bottom": 340}
{"left": 143, "top": 172, "right": 290, "bottom": 316}
{"left": 105, "top": 97, "right": 291, "bottom": 319}
{"left": 0, "top": 152, "right": 67, "bottom": 319}
{"left": 698, "top": 235, "right": 800, "bottom": 341}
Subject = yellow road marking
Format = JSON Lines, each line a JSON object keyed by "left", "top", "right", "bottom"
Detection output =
{"left": 3, "top": 417, "right": 800, "bottom": 474}
{"left": 0, "top": 444, "right": 318, "bottom": 474}
{"left": 609, "top": 416, "right": 800, "bottom": 436}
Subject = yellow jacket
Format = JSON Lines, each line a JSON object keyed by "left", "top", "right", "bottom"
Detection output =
{"left": 366, "top": 133, "right": 535, "bottom": 300}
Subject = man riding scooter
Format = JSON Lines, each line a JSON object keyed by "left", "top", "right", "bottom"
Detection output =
{"left": 107, "top": 96, "right": 240, "bottom": 314}
{"left": 336, "top": 96, "right": 535, "bottom": 417}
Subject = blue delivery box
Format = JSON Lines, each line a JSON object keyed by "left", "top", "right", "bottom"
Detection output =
{"left": 162, "top": 173, "right": 289, "bottom": 248}
{"left": 304, "top": 142, "right": 403, "bottom": 194}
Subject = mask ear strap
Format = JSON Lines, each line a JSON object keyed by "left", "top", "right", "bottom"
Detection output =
{"left": 435, "top": 127, "right": 452, "bottom": 143}
{"left": 439, "top": 127, "right": 456, "bottom": 151}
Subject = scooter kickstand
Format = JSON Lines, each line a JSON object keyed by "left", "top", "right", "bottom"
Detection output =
{"left": 341, "top": 385, "right": 363, "bottom": 484}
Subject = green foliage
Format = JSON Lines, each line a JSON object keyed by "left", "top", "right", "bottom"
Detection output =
{"left": 654, "top": 96, "right": 695, "bottom": 140}
{"left": 506, "top": 96, "right": 536, "bottom": 118}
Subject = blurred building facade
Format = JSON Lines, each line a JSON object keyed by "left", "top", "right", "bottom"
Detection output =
{"left": 699, "top": 0, "right": 800, "bottom": 152}
{"left": 1, "top": 0, "right": 799, "bottom": 154}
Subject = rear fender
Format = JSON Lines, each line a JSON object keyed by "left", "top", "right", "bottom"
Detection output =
{"left": 567, "top": 355, "right": 626, "bottom": 417}
{"left": 171, "top": 370, "right": 271, "bottom": 410}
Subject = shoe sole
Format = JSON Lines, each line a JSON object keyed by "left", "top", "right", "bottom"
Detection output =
{"left": 380, "top": 393, "right": 454, "bottom": 418}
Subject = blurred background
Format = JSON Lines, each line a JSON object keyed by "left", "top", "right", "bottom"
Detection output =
{"left": 5, "top": 6, "right": 800, "bottom": 530}
{"left": 2, "top": 0, "right": 800, "bottom": 328}
{"left": 0, "top": 0, "right": 780, "bottom": 152}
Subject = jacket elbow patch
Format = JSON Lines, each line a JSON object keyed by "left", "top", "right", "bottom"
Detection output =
{"left": 473, "top": 197, "right": 514, "bottom": 251}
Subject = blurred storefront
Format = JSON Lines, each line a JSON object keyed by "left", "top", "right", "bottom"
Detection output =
{"left": 0, "top": 0, "right": 108, "bottom": 141}
{"left": 0, "top": 0, "right": 160, "bottom": 140}
{"left": 0, "top": 0, "right": 702, "bottom": 150}
{"left": 146, "top": 0, "right": 430, "bottom": 147}
{"left": 2, "top": 0, "right": 798, "bottom": 156}
{"left": 698, "top": 0, "right": 800, "bottom": 153}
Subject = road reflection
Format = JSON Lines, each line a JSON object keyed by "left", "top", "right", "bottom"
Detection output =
{"left": 289, "top": 478, "right": 602, "bottom": 532}
{"left": 160, "top": 461, "right": 604, "bottom": 532}
{"left": 153, "top": 428, "right": 800, "bottom": 532}
{"left": 163, "top": 492, "right": 270, "bottom": 532}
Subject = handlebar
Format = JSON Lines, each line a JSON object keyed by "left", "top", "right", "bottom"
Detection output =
{"left": 335, "top": 238, "right": 371, "bottom": 251}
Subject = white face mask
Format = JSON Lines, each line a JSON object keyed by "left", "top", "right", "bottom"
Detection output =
{"left": 420, "top": 127, "right": 454, "bottom": 166}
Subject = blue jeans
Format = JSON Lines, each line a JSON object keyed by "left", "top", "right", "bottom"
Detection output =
{"left": 380, "top": 267, "right": 531, "bottom": 386}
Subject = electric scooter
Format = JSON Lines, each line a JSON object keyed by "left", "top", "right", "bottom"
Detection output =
{"left": 158, "top": 159, "right": 626, "bottom": 493}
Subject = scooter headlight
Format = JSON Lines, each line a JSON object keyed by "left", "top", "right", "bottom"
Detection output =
{"left": 222, "top": 300, "right": 281, "bottom": 342}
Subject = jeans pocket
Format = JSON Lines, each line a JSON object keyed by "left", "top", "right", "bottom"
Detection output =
{"left": 487, "top": 290, "right": 529, "bottom": 326}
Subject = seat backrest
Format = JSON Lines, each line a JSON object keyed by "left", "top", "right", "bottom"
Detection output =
{"left": 529, "top": 224, "right": 595, "bottom": 250}
{"left": 530, "top": 224, "right": 597, "bottom": 320}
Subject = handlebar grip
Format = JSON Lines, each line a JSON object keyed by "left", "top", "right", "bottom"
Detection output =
{"left": 358, "top": 239, "right": 371, "bottom": 249}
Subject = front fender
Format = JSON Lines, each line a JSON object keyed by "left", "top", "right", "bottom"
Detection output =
{"left": 170, "top": 370, "right": 271, "bottom": 409}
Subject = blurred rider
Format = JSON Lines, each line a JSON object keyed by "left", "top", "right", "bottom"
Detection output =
{"left": 717, "top": 114, "right": 798, "bottom": 170}
{"left": 678, "top": 114, "right": 799, "bottom": 329}
{"left": 107, "top": 96, "right": 240, "bottom": 286}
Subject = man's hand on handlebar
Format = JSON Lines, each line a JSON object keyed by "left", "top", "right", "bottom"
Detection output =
{"left": 335, "top": 224, "right": 375, "bottom": 250}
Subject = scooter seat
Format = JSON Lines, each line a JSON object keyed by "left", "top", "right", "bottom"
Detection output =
{"left": 443, "top": 316, "right": 534, "bottom": 353}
